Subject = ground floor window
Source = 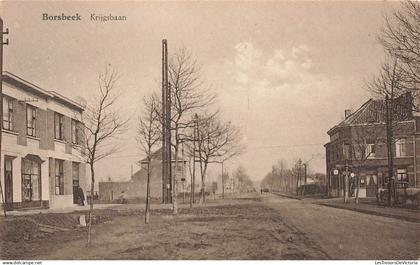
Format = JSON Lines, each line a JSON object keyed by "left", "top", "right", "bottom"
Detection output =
{"left": 22, "top": 158, "right": 41, "bottom": 202}
{"left": 55, "top": 159, "right": 64, "bottom": 195}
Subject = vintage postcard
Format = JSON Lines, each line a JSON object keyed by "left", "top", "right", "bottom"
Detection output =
{"left": 0, "top": 1, "right": 419, "bottom": 263}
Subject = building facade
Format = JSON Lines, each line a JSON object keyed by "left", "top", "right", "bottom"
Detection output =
{"left": 1, "top": 72, "right": 86, "bottom": 210}
{"left": 99, "top": 148, "right": 187, "bottom": 202}
{"left": 325, "top": 93, "right": 420, "bottom": 198}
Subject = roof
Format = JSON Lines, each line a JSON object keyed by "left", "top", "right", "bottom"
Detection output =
{"left": 139, "top": 147, "right": 188, "bottom": 164}
{"left": 2, "top": 71, "right": 85, "bottom": 112}
{"left": 327, "top": 92, "right": 413, "bottom": 135}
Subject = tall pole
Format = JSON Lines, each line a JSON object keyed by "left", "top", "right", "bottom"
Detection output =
{"left": 190, "top": 114, "right": 198, "bottom": 208}
{"left": 221, "top": 161, "right": 225, "bottom": 199}
{"left": 161, "top": 39, "right": 171, "bottom": 204}
{"left": 161, "top": 39, "right": 167, "bottom": 204}
{"left": 0, "top": 18, "right": 8, "bottom": 217}
{"left": 386, "top": 94, "right": 394, "bottom": 206}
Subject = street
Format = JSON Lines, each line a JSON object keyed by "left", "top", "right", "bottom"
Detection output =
{"left": 1, "top": 194, "right": 419, "bottom": 260}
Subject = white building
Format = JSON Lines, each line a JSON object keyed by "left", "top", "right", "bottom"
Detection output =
{"left": 1, "top": 72, "right": 86, "bottom": 211}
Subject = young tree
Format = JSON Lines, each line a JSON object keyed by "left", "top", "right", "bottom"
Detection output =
{"left": 82, "top": 66, "right": 128, "bottom": 246}
{"left": 137, "top": 96, "right": 160, "bottom": 224}
{"left": 350, "top": 125, "right": 384, "bottom": 204}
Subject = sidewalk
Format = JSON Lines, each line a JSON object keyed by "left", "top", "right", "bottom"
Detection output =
{"left": 314, "top": 197, "right": 420, "bottom": 223}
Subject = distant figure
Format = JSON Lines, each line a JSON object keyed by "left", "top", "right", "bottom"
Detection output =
{"left": 77, "top": 186, "right": 85, "bottom": 206}
{"left": 119, "top": 191, "right": 127, "bottom": 204}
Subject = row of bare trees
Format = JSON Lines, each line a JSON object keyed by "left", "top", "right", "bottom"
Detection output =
{"left": 77, "top": 48, "right": 242, "bottom": 246}
{"left": 261, "top": 159, "right": 310, "bottom": 194}
{"left": 136, "top": 48, "right": 243, "bottom": 220}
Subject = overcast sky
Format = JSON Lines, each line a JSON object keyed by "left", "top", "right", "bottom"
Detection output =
{"left": 0, "top": 1, "right": 400, "bottom": 183}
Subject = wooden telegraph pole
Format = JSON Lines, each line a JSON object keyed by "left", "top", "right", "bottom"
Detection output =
{"left": 161, "top": 39, "right": 172, "bottom": 204}
{"left": 0, "top": 17, "right": 9, "bottom": 217}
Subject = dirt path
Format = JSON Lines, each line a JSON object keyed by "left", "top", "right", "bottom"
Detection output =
{"left": 263, "top": 195, "right": 420, "bottom": 260}
{"left": 1, "top": 196, "right": 329, "bottom": 260}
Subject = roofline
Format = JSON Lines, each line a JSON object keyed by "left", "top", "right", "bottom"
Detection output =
{"left": 2, "top": 71, "right": 85, "bottom": 112}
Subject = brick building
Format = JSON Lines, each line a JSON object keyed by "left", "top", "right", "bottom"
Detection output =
{"left": 1, "top": 72, "right": 86, "bottom": 210}
{"left": 99, "top": 148, "right": 187, "bottom": 202}
{"left": 325, "top": 93, "right": 420, "bottom": 198}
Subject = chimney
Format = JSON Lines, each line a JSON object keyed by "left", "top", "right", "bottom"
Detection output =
{"left": 345, "top": 109, "right": 352, "bottom": 119}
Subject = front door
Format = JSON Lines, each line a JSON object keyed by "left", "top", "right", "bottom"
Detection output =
{"left": 366, "top": 174, "right": 377, "bottom": 197}
{"left": 4, "top": 157, "right": 13, "bottom": 210}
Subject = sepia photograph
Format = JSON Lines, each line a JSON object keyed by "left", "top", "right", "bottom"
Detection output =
{"left": 0, "top": 0, "right": 419, "bottom": 263}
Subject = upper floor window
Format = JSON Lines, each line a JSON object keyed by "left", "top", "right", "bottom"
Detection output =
{"left": 396, "top": 169, "right": 408, "bottom": 182}
{"left": 365, "top": 140, "right": 375, "bottom": 159}
{"left": 71, "top": 119, "right": 80, "bottom": 145}
{"left": 3, "top": 96, "right": 14, "bottom": 131}
{"left": 54, "top": 112, "right": 64, "bottom": 140}
{"left": 396, "top": 138, "right": 407, "bottom": 157}
{"left": 343, "top": 144, "right": 351, "bottom": 160}
{"left": 26, "top": 105, "right": 37, "bottom": 137}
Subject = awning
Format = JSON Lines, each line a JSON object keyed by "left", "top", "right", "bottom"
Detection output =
{"left": 24, "top": 154, "right": 45, "bottom": 164}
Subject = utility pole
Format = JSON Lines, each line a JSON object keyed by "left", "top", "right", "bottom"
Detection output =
{"left": 344, "top": 160, "right": 349, "bottom": 203}
{"left": 0, "top": 17, "right": 9, "bottom": 217}
{"left": 386, "top": 94, "right": 394, "bottom": 206}
{"left": 190, "top": 114, "right": 198, "bottom": 208}
{"left": 303, "top": 163, "right": 307, "bottom": 196}
{"left": 221, "top": 161, "right": 225, "bottom": 199}
{"left": 161, "top": 39, "right": 172, "bottom": 204}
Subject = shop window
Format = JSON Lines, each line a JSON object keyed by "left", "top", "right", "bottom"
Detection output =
{"left": 72, "top": 162, "right": 80, "bottom": 188}
{"left": 22, "top": 158, "right": 41, "bottom": 202}
{"left": 55, "top": 159, "right": 64, "bottom": 195}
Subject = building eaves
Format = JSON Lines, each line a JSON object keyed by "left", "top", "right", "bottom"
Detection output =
{"left": 2, "top": 71, "right": 85, "bottom": 112}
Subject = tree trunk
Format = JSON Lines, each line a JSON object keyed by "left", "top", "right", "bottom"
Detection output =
{"left": 172, "top": 145, "right": 179, "bottom": 214}
{"left": 87, "top": 163, "right": 95, "bottom": 246}
{"left": 355, "top": 169, "right": 360, "bottom": 204}
{"left": 201, "top": 162, "right": 208, "bottom": 203}
{"left": 145, "top": 158, "right": 151, "bottom": 224}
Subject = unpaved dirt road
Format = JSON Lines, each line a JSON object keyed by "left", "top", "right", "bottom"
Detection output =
{"left": 1, "top": 194, "right": 419, "bottom": 260}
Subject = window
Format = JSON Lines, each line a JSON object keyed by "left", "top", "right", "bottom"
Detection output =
{"left": 343, "top": 144, "right": 350, "bottom": 160}
{"left": 72, "top": 162, "right": 80, "bottom": 188}
{"left": 397, "top": 169, "right": 408, "bottom": 182}
{"left": 54, "top": 112, "right": 64, "bottom": 140}
{"left": 55, "top": 159, "right": 64, "bottom": 195}
{"left": 3, "top": 96, "right": 14, "bottom": 131}
{"left": 365, "top": 140, "right": 375, "bottom": 159}
{"left": 71, "top": 119, "right": 80, "bottom": 145}
{"left": 396, "top": 139, "right": 407, "bottom": 157}
{"left": 26, "top": 105, "right": 36, "bottom": 137}
{"left": 22, "top": 158, "right": 41, "bottom": 202}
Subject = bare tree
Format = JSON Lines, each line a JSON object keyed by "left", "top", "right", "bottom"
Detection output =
{"left": 368, "top": 57, "right": 414, "bottom": 206}
{"left": 195, "top": 114, "right": 242, "bottom": 203}
{"left": 380, "top": 0, "right": 420, "bottom": 106}
{"left": 166, "top": 48, "right": 216, "bottom": 213}
{"left": 82, "top": 66, "right": 128, "bottom": 246}
{"left": 137, "top": 96, "right": 161, "bottom": 224}
{"left": 350, "top": 125, "right": 384, "bottom": 204}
